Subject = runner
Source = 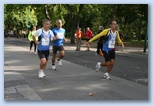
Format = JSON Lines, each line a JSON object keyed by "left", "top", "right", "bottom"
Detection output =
{"left": 33, "top": 19, "right": 55, "bottom": 78}
{"left": 28, "top": 25, "right": 37, "bottom": 54}
{"left": 51, "top": 19, "right": 67, "bottom": 70}
{"left": 88, "top": 20, "right": 124, "bottom": 80}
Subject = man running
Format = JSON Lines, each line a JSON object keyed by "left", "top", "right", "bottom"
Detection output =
{"left": 51, "top": 19, "right": 67, "bottom": 70}
{"left": 33, "top": 19, "right": 55, "bottom": 78}
{"left": 88, "top": 20, "right": 124, "bottom": 80}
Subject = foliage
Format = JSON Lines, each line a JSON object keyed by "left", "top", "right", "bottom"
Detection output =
{"left": 4, "top": 4, "right": 148, "bottom": 43}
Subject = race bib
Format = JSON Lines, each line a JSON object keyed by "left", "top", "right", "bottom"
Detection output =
{"left": 108, "top": 41, "right": 115, "bottom": 48}
{"left": 57, "top": 32, "right": 64, "bottom": 39}
{"left": 42, "top": 38, "right": 49, "bottom": 46}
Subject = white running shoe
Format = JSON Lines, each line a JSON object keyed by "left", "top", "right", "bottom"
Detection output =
{"left": 38, "top": 71, "right": 43, "bottom": 79}
{"left": 41, "top": 70, "right": 46, "bottom": 77}
{"left": 104, "top": 72, "right": 111, "bottom": 80}
{"left": 34, "top": 52, "right": 37, "bottom": 55}
{"left": 58, "top": 60, "right": 62, "bottom": 66}
{"left": 51, "top": 65, "right": 56, "bottom": 70}
{"left": 95, "top": 62, "right": 101, "bottom": 72}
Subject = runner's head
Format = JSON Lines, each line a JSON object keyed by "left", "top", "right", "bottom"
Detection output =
{"left": 99, "top": 26, "right": 104, "bottom": 31}
{"left": 42, "top": 19, "right": 51, "bottom": 31}
{"left": 110, "top": 20, "right": 117, "bottom": 31}
{"left": 87, "top": 27, "right": 90, "bottom": 30}
{"left": 56, "top": 19, "right": 62, "bottom": 29}
{"left": 77, "top": 27, "right": 81, "bottom": 31}
{"left": 32, "top": 26, "right": 36, "bottom": 31}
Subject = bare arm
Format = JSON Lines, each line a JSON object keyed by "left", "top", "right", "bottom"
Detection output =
{"left": 33, "top": 35, "right": 40, "bottom": 45}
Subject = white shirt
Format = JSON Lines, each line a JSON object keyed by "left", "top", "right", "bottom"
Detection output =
{"left": 34, "top": 28, "right": 54, "bottom": 41}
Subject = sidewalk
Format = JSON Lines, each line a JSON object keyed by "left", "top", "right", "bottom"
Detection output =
{"left": 4, "top": 38, "right": 148, "bottom": 100}
{"left": 18, "top": 38, "right": 149, "bottom": 55}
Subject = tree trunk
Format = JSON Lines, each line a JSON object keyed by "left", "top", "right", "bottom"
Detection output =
{"left": 44, "top": 4, "right": 51, "bottom": 20}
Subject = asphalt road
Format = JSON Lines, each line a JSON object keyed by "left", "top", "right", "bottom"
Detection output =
{"left": 4, "top": 38, "right": 148, "bottom": 100}
{"left": 5, "top": 38, "right": 148, "bottom": 86}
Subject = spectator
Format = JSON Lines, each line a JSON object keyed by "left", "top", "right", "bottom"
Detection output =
{"left": 75, "top": 27, "right": 82, "bottom": 51}
{"left": 85, "top": 27, "right": 93, "bottom": 51}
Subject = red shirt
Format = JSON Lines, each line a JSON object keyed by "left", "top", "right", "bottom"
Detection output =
{"left": 86, "top": 30, "right": 92, "bottom": 39}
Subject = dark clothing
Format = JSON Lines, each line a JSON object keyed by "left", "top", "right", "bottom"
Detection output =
{"left": 30, "top": 41, "right": 36, "bottom": 52}
{"left": 102, "top": 49, "right": 115, "bottom": 62}
{"left": 37, "top": 50, "right": 50, "bottom": 60}
{"left": 52, "top": 46, "right": 64, "bottom": 54}
{"left": 96, "top": 30, "right": 104, "bottom": 54}
{"left": 76, "top": 38, "right": 81, "bottom": 51}
{"left": 96, "top": 42, "right": 103, "bottom": 54}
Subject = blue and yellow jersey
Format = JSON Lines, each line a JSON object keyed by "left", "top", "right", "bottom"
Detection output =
{"left": 89, "top": 29, "right": 123, "bottom": 51}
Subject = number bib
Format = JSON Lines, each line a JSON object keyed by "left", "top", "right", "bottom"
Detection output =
{"left": 57, "top": 32, "right": 64, "bottom": 39}
{"left": 42, "top": 38, "right": 49, "bottom": 46}
{"left": 108, "top": 41, "right": 115, "bottom": 48}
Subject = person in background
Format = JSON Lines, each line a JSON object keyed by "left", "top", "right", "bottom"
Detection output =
{"left": 28, "top": 25, "right": 37, "bottom": 54}
{"left": 75, "top": 27, "right": 82, "bottom": 51}
{"left": 85, "top": 27, "right": 93, "bottom": 51}
{"left": 96, "top": 26, "right": 104, "bottom": 55}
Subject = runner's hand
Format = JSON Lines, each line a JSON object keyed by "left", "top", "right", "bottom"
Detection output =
{"left": 35, "top": 41, "right": 40, "bottom": 45}
{"left": 53, "top": 36, "right": 57, "bottom": 41}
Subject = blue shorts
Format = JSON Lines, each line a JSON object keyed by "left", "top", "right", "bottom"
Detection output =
{"left": 37, "top": 50, "right": 50, "bottom": 60}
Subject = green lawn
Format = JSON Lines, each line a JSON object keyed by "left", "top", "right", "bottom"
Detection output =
{"left": 124, "top": 40, "right": 148, "bottom": 48}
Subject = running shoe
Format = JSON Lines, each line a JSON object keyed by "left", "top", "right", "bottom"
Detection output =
{"left": 58, "top": 60, "right": 62, "bottom": 66}
{"left": 38, "top": 71, "right": 43, "bottom": 79}
{"left": 51, "top": 65, "right": 56, "bottom": 70}
{"left": 41, "top": 70, "right": 46, "bottom": 77}
{"left": 95, "top": 62, "right": 101, "bottom": 72}
{"left": 34, "top": 52, "right": 37, "bottom": 55}
{"left": 104, "top": 72, "right": 111, "bottom": 80}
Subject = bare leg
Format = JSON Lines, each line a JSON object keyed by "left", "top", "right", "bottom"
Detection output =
{"left": 52, "top": 54, "right": 57, "bottom": 65}
{"left": 100, "top": 62, "right": 107, "bottom": 66}
{"left": 59, "top": 50, "right": 64, "bottom": 59}
{"left": 40, "top": 58, "right": 47, "bottom": 70}
{"left": 106, "top": 59, "right": 115, "bottom": 73}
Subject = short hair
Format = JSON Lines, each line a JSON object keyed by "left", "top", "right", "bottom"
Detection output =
{"left": 77, "top": 27, "right": 80, "bottom": 29}
{"left": 99, "top": 26, "right": 104, "bottom": 29}
{"left": 42, "top": 19, "right": 50, "bottom": 24}
{"left": 110, "top": 20, "right": 116, "bottom": 25}
{"left": 56, "top": 19, "right": 62, "bottom": 23}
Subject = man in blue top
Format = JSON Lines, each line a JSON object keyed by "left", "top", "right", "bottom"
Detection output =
{"left": 33, "top": 19, "right": 55, "bottom": 78}
{"left": 51, "top": 19, "right": 67, "bottom": 70}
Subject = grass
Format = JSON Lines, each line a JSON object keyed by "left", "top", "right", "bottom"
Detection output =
{"left": 124, "top": 40, "right": 148, "bottom": 48}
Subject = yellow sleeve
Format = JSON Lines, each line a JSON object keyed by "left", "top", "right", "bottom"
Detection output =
{"left": 89, "top": 29, "right": 109, "bottom": 43}
{"left": 116, "top": 31, "right": 122, "bottom": 45}
{"left": 28, "top": 31, "right": 32, "bottom": 41}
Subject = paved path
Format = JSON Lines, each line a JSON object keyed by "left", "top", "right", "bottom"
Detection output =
{"left": 4, "top": 38, "right": 148, "bottom": 100}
